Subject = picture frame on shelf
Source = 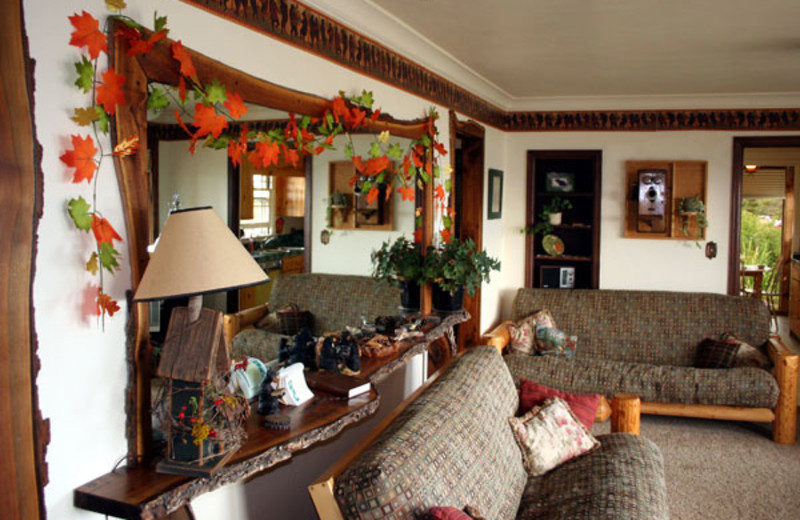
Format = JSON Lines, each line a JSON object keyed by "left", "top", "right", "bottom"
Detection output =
{"left": 488, "top": 168, "right": 503, "bottom": 219}
{"left": 545, "top": 171, "right": 575, "bottom": 192}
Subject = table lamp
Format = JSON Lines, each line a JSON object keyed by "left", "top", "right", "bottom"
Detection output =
{"left": 134, "top": 206, "right": 268, "bottom": 475}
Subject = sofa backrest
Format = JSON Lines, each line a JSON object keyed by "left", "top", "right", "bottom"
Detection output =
{"left": 335, "top": 346, "right": 528, "bottom": 520}
{"left": 269, "top": 273, "right": 400, "bottom": 336}
{"left": 512, "top": 289, "right": 771, "bottom": 366}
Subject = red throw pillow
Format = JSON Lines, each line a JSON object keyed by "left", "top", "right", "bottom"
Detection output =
{"left": 518, "top": 379, "right": 601, "bottom": 429}
{"left": 428, "top": 507, "right": 473, "bottom": 520}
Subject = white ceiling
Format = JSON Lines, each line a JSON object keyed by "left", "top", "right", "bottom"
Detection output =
{"left": 307, "top": 0, "right": 800, "bottom": 110}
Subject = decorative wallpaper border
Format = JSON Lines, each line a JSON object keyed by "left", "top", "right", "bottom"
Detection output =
{"left": 182, "top": 0, "right": 800, "bottom": 132}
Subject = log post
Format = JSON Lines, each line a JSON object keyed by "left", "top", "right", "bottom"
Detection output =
{"left": 611, "top": 393, "right": 641, "bottom": 435}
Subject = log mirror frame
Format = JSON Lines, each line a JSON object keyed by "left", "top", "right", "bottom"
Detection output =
{"left": 110, "top": 23, "right": 434, "bottom": 464}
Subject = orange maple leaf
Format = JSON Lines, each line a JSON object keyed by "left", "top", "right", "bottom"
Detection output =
{"left": 228, "top": 126, "right": 249, "bottom": 167}
{"left": 224, "top": 92, "right": 248, "bottom": 120}
{"left": 434, "top": 184, "right": 446, "bottom": 201}
{"left": 439, "top": 227, "right": 452, "bottom": 244}
{"left": 113, "top": 135, "right": 140, "bottom": 157}
{"left": 413, "top": 228, "right": 423, "bottom": 243}
{"left": 364, "top": 156, "right": 391, "bottom": 176}
{"left": 60, "top": 134, "right": 97, "bottom": 183}
{"left": 248, "top": 139, "right": 280, "bottom": 168}
{"left": 331, "top": 96, "right": 347, "bottom": 123}
{"left": 434, "top": 140, "right": 448, "bottom": 156}
{"left": 96, "top": 68, "right": 126, "bottom": 115}
{"left": 127, "top": 28, "right": 167, "bottom": 56}
{"left": 384, "top": 184, "right": 393, "bottom": 201}
{"left": 172, "top": 40, "right": 197, "bottom": 79}
{"left": 351, "top": 155, "right": 364, "bottom": 174}
{"left": 91, "top": 215, "right": 123, "bottom": 246}
{"left": 178, "top": 76, "right": 187, "bottom": 103}
{"left": 97, "top": 290, "right": 120, "bottom": 317}
{"left": 349, "top": 107, "right": 367, "bottom": 128}
{"left": 283, "top": 147, "right": 300, "bottom": 168}
{"left": 365, "top": 187, "right": 379, "bottom": 205}
{"left": 69, "top": 11, "right": 107, "bottom": 59}
{"left": 397, "top": 184, "right": 415, "bottom": 202}
{"left": 192, "top": 103, "right": 228, "bottom": 139}
{"left": 370, "top": 109, "right": 382, "bottom": 123}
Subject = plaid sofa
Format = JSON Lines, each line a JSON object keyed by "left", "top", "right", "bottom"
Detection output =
{"left": 503, "top": 289, "right": 779, "bottom": 407}
{"left": 334, "top": 346, "right": 669, "bottom": 520}
{"left": 231, "top": 273, "right": 400, "bottom": 360}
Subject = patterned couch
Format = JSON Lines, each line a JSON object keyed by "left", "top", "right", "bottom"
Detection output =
{"left": 485, "top": 289, "right": 799, "bottom": 445}
{"left": 321, "top": 346, "right": 669, "bottom": 520}
{"left": 224, "top": 273, "right": 400, "bottom": 361}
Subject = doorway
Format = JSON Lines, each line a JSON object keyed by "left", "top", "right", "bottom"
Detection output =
{"left": 730, "top": 138, "right": 800, "bottom": 320}
{"left": 449, "top": 112, "right": 485, "bottom": 350}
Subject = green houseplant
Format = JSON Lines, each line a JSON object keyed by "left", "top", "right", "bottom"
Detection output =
{"left": 677, "top": 196, "right": 708, "bottom": 247}
{"left": 422, "top": 238, "right": 501, "bottom": 311}
{"left": 525, "top": 196, "right": 574, "bottom": 236}
{"left": 371, "top": 236, "right": 424, "bottom": 310}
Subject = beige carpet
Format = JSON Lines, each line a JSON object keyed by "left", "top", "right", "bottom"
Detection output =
{"left": 593, "top": 415, "right": 800, "bottom": 520}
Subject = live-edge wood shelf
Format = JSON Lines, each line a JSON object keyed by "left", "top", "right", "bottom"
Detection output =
{"left": 74, "top": 311, "right": 468, "bottom": 519}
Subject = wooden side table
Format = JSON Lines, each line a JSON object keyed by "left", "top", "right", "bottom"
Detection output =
{"left": 610, "top": 393, "right": 641, "bottom": 435}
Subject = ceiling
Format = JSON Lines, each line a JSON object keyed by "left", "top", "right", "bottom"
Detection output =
{"left": 357, "top": 0, "right": 800, "bottom": 106}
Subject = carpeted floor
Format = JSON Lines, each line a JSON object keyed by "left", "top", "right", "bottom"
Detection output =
{"left": 592, "top": 414, "right": 800, "bottom": 520}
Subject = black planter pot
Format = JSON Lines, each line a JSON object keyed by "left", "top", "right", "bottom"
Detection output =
{"left": 432, "top": 284, "right": 465, "bottom": 312}
{"left": 400, "top": 279, "right": 421, "bottom": 311}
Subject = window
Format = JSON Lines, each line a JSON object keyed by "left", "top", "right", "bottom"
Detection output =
{"left": 240, "top": 173, "right": 272, "bottom": 238}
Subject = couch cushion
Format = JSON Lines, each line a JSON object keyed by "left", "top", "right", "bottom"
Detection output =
{"left": 511, "top": 289, "right": 770, "bottom": 366}
{"left": 505, "top": 353, "right": 780, "bottom": 408}
{"left": 230, "top": 328, "right": 282, "bottom": 362}
{"left": 516, "top": 433, "right": 669, "bottom": 520}
{"left": 335, "top": 346, "right": 527, "bottom": 520}
{"left": 269, "top": 273, "right": 400, "bottom": 336}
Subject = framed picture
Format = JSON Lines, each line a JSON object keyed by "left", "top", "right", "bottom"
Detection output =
{"left": 545, "top": 171, "right": 575, "bottom": 192}
{"left": 488, "top": 169, "right": 503, "bottom": 219}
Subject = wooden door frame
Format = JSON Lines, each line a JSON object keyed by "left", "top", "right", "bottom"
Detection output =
{"left": 449, "top": 111, "right": 485, "bottom": 350}
{"left": 729, "top": 137, "right": 800, "bottom": 296}
{"left": 0, "top": 1, "right": 46, "bottom": 518}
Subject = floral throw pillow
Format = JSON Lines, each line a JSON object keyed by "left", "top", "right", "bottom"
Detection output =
{"left": 519, "top": 309, "right": 557, "bottom": 330}
{"left": 535, "top": 326, "right": 578, "bottom": 357}
{"left": 508, "top": 322, "right": 536, "bottom": 354}
{"left": 508, "top": 397, "right": 600, "bottom": 476}
{"left": 720, "top": 333, "right": 772, "bottom": 370}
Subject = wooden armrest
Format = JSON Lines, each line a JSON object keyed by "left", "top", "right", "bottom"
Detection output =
{"left": 767, "top": 335, "right": 799, "bottom": 445}
{"left": 222, "top": 303, "right": 271, "bottom": 346}
{"left": 308, "top": 352, "right": 460, "bottom": 519}
{"left": 481, "top": 320, "right": 514, "bottom": 354}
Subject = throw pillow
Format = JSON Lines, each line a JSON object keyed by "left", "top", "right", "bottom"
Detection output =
{"left": 428, "top": 507, "right": 472, "bottom": 520}
{"left": 255, "top": 311, "right": 281, "bottom": 332}
{"left": 508, "top": 322, "right": 536, "bottom": 355}
{"left": 720, "top": 333, "right": 772, "bottom": 370}
{"left": 535, "top": 326, "right": 578, "bottom": 357}
{"left": 518, "top": 309, "right": 557, "bottom": 330}
{"left": 508, "top": 397, "right": 600, "bottom": 476}
{"left": 518, "top": 379, "right": 601, "bottom": 429}
{"left": 695, "top": 338, "right": 740, "bottom": 369}
{"left": 276, "top": 305, "right": 313, "bottom": 335}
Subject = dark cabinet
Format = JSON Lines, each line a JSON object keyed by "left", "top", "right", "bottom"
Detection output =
{"left": 526, "top": 150, "right": 602, "bottom": 289}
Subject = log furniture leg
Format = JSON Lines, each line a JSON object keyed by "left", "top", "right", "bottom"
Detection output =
{"left": 611, "top": 393, "right": 641, "bottom": 435}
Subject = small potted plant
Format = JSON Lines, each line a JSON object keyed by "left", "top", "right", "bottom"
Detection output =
{"left": 525, "top": 197, "right": 574, "bottom": 236}
{"left": 371, "top": 236, "right": 424, "bottom": 310}
{"left": 422, "top": 238, "right": 501, "bottom": 312}
{"left": 677, "top": 196, "right": 708, "bottom": 247}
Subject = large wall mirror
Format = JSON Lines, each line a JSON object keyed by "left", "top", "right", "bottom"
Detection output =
{"left": 111, "top": 24, "right": 433, "bottom": 463}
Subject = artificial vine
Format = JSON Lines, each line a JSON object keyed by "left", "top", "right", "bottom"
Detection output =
{"left": 63, "top": 2, "right": 450, "bottom": 324}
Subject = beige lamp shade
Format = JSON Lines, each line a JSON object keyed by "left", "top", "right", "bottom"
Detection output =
{"left": 134, "top": 207, "right": 268, "bottom": 301}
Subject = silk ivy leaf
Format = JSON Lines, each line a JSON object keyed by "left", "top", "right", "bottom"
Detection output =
{"left": 105, "top": 0, "right": 127, "bottom": 12}
{"left": 60, "top": 134, "right": 98, "bottom": 183}
{"left": 206, "top": 79, "right": 227, "bottom": 105}
{"left": 74, "top": 56, "right": 94, "bottom": 93}
{"left": 86, "top": 252, "right": 99, "bottom": 275}
{"left": 68, "top": 196, "right": 93, "bottom": 231}
{"left": 68, "top": 11, "right": 107, "bottom": 59}
{"left": 147, "top": 86, "right": 169, "bottom": 112}
{"left": 154, "top": 12, "right": 169, "bottom": 34}
{"left": 387, "top": 143, "right": 403, "bottom": 160}
{"left": 96, "top": 105, "right": 110, "bottom": 133}
{"left": 71, "top": 106, "right": 99, "bottom": 126}
{"left": 99, "top": 242, "right": 121, "bottom": 272}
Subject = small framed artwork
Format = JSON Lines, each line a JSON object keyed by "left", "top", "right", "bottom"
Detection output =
{"left": 488, "top": 169, "right": 503, "bottom": 219}
{"left": 545, "top": 171, "right": 575, "bottom": 192}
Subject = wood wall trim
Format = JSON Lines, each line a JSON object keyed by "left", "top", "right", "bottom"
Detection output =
{"left": 182, "top": 0, "right": 800, "bottom": 132}
{"left": 0, "top": 1, "right": 46, "bottom": 518}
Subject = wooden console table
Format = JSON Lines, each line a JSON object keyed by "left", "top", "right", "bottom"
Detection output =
{"left": 74, "top": 311, "right": 470, "bottom": 519}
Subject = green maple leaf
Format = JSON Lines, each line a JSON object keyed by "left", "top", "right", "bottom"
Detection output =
{"left": 68, "top": 197, "right": 92, "bottom": 231}
{"left": 154, "top": 12, "right": 168, "bottom": 34}
{"left": 86, "top": 252, "right": 99, "bottom": 275}
{"left": 445, "top": 178, "right": 452, "bottom": 192}
{"left": 74, "top": 56, "right": 94, "bottom": 93}
{"left": 99, "top": 242, "right": 121, "bottom": 273}
{"left": 443, "top": 215, "right": 453, "bottom": 229}
{"left": 300, "top": 115, "right": 311, "bottom": 129}
{"left": 368, "top": 141, "right": 383, "bottom": 158}
{"left": 205, "top": 79, "right": 227, "bottom": 105}
{"left": 147, "top": 87, "right": 170, "bottom": 112}
{"left": 344, "top": 142, "right": 354, "bottom": 160}
{"left": 351, "top": 90, "right": 374, "bottom": 109}
{"left": 96, "top": 105, "right": 110, "bottom": 134}
{"left": 204, "top": 135, "right": 229, "bottom": 149}
{"left": 387, "top": 143, "right": 403, "bottom": 160}
{"left": 433, "top": 165, "right": 440, "bottom": 179}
